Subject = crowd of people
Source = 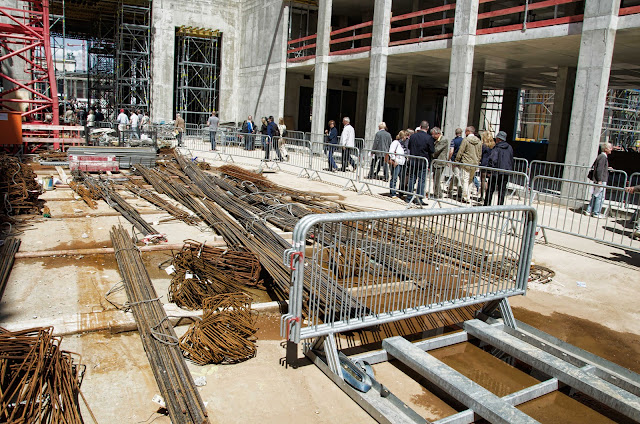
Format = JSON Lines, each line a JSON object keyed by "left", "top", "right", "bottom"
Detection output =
{"left": 236, "top": 115, "right": 289, "bottom": 161}
{"left": 318, "top": 117, "right": 514, "bottom": 207}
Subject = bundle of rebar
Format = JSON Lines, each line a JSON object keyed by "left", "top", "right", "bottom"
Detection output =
{"left": 69, "top": 180, "right": 99, "bottom": 209}
{"left": 79, "top": 172, "right": 164, "bottom": 241}
{"left": 169, "top": 240, "right": 262, "bottom": 309}
{"left": 110, "top": 224, "right": 209, "bottom": 424}
{"left": 0, "top": 153, "right": 42, "bottom": 216}
{"left": 126, "top": 181, "right": 200, "bottom": 226}
{"left": 180, "top": 293, "right": 257, "bottom": 365}
{"left": 0, "top": 237, "right": 20, "bottom": 302}
{"left": 0, "top": 326, "right": 95, "bottom": 424}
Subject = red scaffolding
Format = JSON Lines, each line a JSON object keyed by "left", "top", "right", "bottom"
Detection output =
{"left": 0, "top": 0, "right": 59, "bottom": 129}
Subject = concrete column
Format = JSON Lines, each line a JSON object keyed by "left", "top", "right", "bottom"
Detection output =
{"left": 468, "top": 71, "right": 484, "bottom": 130}
{"left": 355, "top": 76, "right": 367, "bottom": 136}
{"left": 547, "top": 67, "right": 576, "bottom": 162}
{"left": 499, "top": 88, "right": 519, "bottom": 140}
{"left": 444, "top": 0, "right": 479, "bottom": 140}
{"left": 564, "top": 0, "right": 618, "bottom": 171}
{"left": 402, "top": 75, "right": 414, "bottom": 129}
{"left": 311, "top": 0, "right": 332, "bottom": 143}
{"left": 276, "top": 4, "right": 290, "bottom": 120}
{"left": 364, "top": 0, "right": 393, "bottom": 147}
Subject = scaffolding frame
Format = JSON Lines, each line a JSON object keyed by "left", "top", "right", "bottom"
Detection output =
{"left": 601, "top": 89, "right": 640, "bottom": 149}
{"left": 116, "top": 2, "right": 151, "bottom": 113}
{"left": 479, "top": 89, "right": 504, "bottom": 134}
{"left": 515, "top": 90, "right": 554, "bottom": 142}
{"left": 175, "top": 27, "right": 221, "bottom": 125}
{"left": 88, "top": 20, "right": 116, "bottom": 116}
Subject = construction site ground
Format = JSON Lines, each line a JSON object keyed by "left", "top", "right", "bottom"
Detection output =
{"left": 2, "top": 151, "right": 639, "bottom": 423}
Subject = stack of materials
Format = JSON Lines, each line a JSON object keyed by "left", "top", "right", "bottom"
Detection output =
{"left": 0, "top": 326, "right": 95, "bottom": 423}
{"left": 168, "top": 240, "right": 262, "bottom": 310}
{"left": 0, "top": 154, "right": 42, "bottom": 216}
{"left": 110, "top": 224, "right": 209, "bottom": 424}
{"left": 0, "top": 237, "right": 20, "bottom": 302}
{"left": 67, "top": 146, "right": 156, "bottom": 169}
{"left": 180, "top": 293, "right": 257, "bottom": 365}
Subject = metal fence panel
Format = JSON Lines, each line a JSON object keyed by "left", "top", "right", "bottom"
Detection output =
{"left": 282, "top": 206, "right": 537, "bottom": 343}
{"left": 307, "top": 141, "right": 360, "bottom": 188}
{"left": 359, "top": 148, "right": 429, "bottom": 201}
{"left": 272, "top": 136, "right": 312, "bottom": 171}
{"left": 431, "top": 159, "right": 530, "bottom": 206}
{"left": 530, "top": 176, "right": 640, "bottom": 251}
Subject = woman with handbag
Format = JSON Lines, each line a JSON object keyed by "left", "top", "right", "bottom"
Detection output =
{"left": 389, "top": 131, "right": 407, "bottom": 198}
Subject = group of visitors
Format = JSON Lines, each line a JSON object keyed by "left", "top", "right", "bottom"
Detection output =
{"left": 324, "top": 117, "right": 357, "bottom": 172}
{"left": 117, "top": 108, "right": 150, "bottom": 141}
{"left": 238, "top": 115, "right": 288, "bottom": 161}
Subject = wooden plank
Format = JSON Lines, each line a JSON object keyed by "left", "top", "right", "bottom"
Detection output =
{"left": 55, "top": 166, "right": 69, "bottom": 184}
{"left": 383, "top": 336, "right": 539, "bottom": 424}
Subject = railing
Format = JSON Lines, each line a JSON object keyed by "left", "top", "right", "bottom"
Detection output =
{"left": 359, "top": 148, "right": 430, "bottom": 201}
{"left": 282, "top": 205, "right": 537, "bottom": 343}
{"left": 287, "top": 33, "right": 317, "bottom": 62}
{"left": 389, "top": 3, "right": 455, "bottom": 47}
{"left": 330, "top": 21, "right": 373, "bottom": 56}
{"left": 530, "top": 176, "right": 640, "bottom": 251}
{"left": 476, "top": 0, "right": 585, "bottom": 35}
{"left": 620, "top": 1, "right": 640, "bottom": 16}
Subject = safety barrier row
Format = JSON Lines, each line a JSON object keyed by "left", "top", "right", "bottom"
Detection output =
{"left": 282, "top": 205, "right": 537, "bottom": 343}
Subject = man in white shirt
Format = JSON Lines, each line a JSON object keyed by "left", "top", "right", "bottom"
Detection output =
{"left": 116, "top": 109, "right": 129, "bottom": 144}
{"left": 339, "top": 117, "right": 357, "bottom": 172}
{"left": 130, "top": 110, "right": 139, "bottom": 139}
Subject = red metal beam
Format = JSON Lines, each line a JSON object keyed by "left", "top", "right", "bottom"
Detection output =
{"left": 288, "top": 33, "right": 317, "bottom": 45}
{"left": 476, "top": 14, "right": 583, "bottom": 35}
{"left": 330, "top": 21, "right": 373, "bottom": 37}
{"left": 330, "top": 32, "right": 372, "bottom": 45}
{"left": 389, "top": 33, "right": 452, "bottom": 47}
{"left": 478, "top": 0, "right": 581, "bottom": 20}
{"left": 287, "top": 42, "right": 316, "bottom": 54}
{"left": 390, "top": 17, "right": 455, "bottom": 34}
{"left": 287, "top": 55, "right": 316, "bottom": 63}
{"left": 620, "top": 6, "right": 640, "bottom": 16}
{"left": 391, "top": 3, "right": 456, "bottom": 23}
{"left": 329, "top": 46, "right": 371, "bottom": 56}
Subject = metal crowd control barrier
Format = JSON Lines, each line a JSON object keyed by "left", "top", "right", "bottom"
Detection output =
{"left": 271, "top": 136, "right": 312, "bottom": 173}
{"left": 359, "top": 148, "right": 429, "bottom": 201}
{"left": 530, "top": 176, "right": 640, "bottom": 252}
{"left": 529, "top": 160, "right": 590, "bottom": 196}
{"left": 284, "top": 130, "right": 306, "bottom": 140}
{"left": 307, "top": 141, "right": 360, "bottom": 190}
{"left": 513, "top": 157, "right": 529, "bottom": 175}
{"left": 431, "top": 159, "right": 530, "bottom": 207}
{"left": 282, "top": 205, "right": 537, "bottom": 344}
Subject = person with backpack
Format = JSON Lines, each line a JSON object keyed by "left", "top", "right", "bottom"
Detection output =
{"left": 484, "top": 130, "right": 513, "bottom": 206}
{"left": 266, "top": 116, "right": 282, "bottom": 160}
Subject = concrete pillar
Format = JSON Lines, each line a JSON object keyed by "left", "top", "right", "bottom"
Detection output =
{"left": 364, "top": 0, "right": 392, "bottom": 147}
{"left": 547, "top": 67, "right": 576, "bottom": 162}
{"left": 276, "top": 4, "right": 290, "bottom": 121}
{"left": 355, "top": 76, "right": 367, "bottom": 136}
{"left": 443, "top": 0, "right": 479, "bottom": 140}
{"left": 499, "top": 88, "right": 519, "bottom": 141}
{"left": 402, "top": 75, "right": 414, "bottom": 129}
{"left": 565, "top": 0, "right": 618, "bottom": 172}
{"left": 311, "top": 0, "right": 332, "bottom": 143}
{"left": 468, "top": 71, "right": 484, "bottom": 130}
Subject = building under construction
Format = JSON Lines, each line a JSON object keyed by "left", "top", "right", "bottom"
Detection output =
{"left": 1, "top": 1, "right": 640, "bottom": 423}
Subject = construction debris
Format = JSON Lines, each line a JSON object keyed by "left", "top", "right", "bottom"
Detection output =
{"left": 67, "top": 146, "right": 156, "bottom": 169}
{"left": 77, "top": 171, "right": 165, "bottom": 242}
{"left": 180, "top": 293, "right": 257, "bottom": 365}
{"left": 69, "top": 180, "right": 99, "bottom": 209}
{"left": 0, "top": 153, "right": 42, "bottom": 216}
{"left": 126, "top": 181, "right": 200, "bottom": 226}
{"left": 110, "top": 224, "right": 209, "bottom": 424}
{"left": 0, "top": 326, "right": 96, "bottom": 424}
{"left": 168, "top": 240, "right": 262, "bottom": 310}
{"left": 0, "top": 237, "right": 20, "bottom": 302}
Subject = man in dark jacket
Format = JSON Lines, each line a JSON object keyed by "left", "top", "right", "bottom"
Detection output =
{"left": 242, "top": 115, "right": 256, "bottom": 150}
{"left": 368, "top": 122, "right": 393, "bottom": 180}
{"left": 325, "top": 120, "right": 339, "bottom": 171}
{"left": 585, "top": 142, "right": 612, "bottom": 217}
{"left": 406, "top": 120, "right": 435, "bottom": 205}
{"left": 484, "top": 130, "right": 514, "bottom": 206}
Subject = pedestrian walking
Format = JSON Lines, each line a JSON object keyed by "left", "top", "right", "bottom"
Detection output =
{"left": 484, "top": 130, "right": 514, "bottom": 206}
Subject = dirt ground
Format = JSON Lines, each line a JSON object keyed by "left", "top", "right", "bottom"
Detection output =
{"left": 2, "top": 153, "right": 639, "bottom": 423}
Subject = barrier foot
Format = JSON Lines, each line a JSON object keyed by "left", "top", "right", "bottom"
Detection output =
{"left": 358, "top": 182, "right": 372, "bottom": 196}
{"left": 309, "top": 170, "right": 322, "bottom": 181}
{"left": 298, "top": 168, "right": 311, "bottom": 179}
{"left": 343, "top": 179, "right": 358, "bottom": 192}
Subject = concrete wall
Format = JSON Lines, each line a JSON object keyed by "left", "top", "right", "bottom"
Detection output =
{"left": 150, "top": 0, "right": 242, "bottom": 123}
{"left": 238, "top": 0, "right": 289, "bottom": 123}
